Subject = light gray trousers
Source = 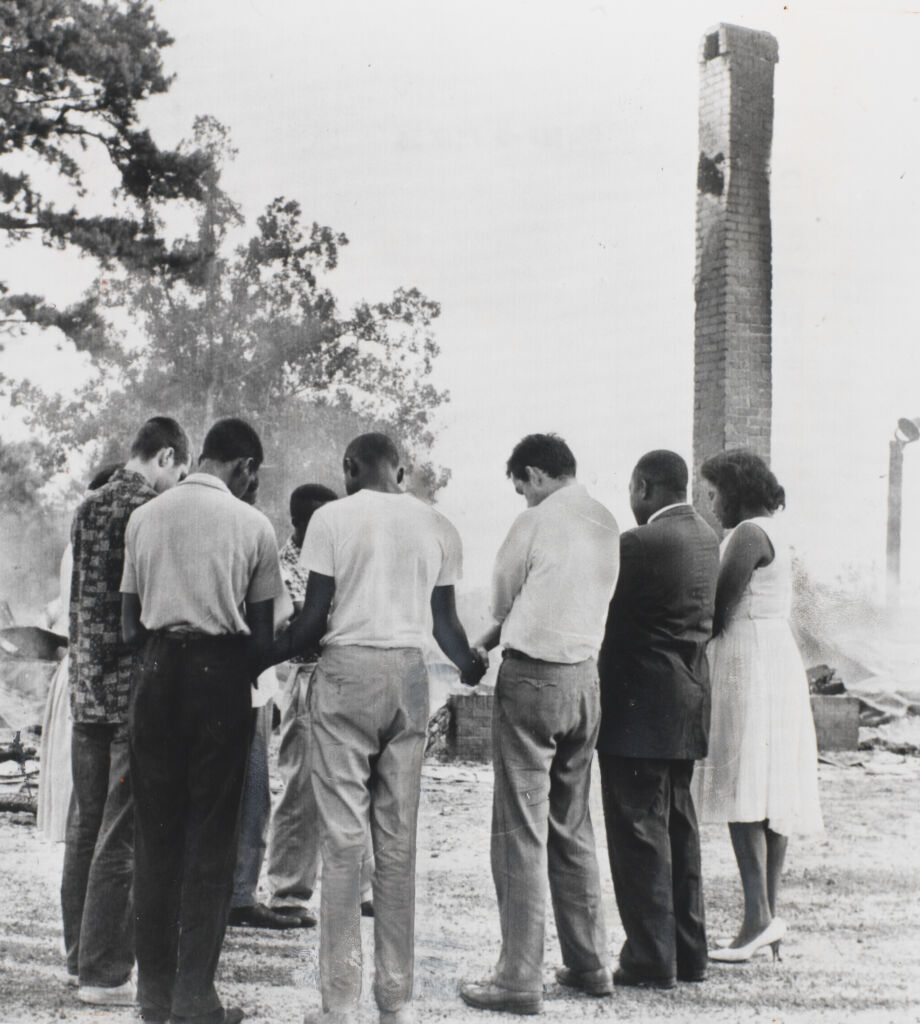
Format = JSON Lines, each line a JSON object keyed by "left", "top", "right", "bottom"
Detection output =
{"left": 490, "top": 655, "right": 608, "bottom": 991}
{"left": 266, "top": 664, "right": 372, "bottom": 909}
{"left": 310, "top": 645, "right": 429, "bottom": 1013}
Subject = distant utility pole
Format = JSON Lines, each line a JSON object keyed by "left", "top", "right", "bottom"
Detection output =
{"left": 887, "top": 416, "right": 920, "bottom": 609}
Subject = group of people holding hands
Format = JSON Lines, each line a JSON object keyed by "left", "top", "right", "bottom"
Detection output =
{"left": 54, "top": 413, "right": 822, "bottom": 1024}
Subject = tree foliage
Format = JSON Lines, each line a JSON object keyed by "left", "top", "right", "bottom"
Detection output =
{"left": 0, "top": 0, "right": 212, "bottom": 347}
{"left": 0, "top": 435, "right": 50, "bottom": 514}
{"left": 0, "top": 435, "right": 70, "bottom": 616}
{"left": 11, "top": 118, "right": 450, "bottom": 518}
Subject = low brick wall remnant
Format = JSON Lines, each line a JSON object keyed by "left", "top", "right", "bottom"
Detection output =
{"left": 445, "top": 688, "right": 494, "bottom": 763}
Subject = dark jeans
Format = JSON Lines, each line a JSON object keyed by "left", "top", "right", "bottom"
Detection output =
{"left": 598, "top": 755, "right": 707, "bottom": 981}
{"left": 61, "top": 721, "right": 135, "bottom": 987}
{"left": 129, "top": 633, "right": 252, "bottom": 1024}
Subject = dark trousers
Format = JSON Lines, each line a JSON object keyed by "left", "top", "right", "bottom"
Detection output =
{"left": 61, "top": 721, "right": 135, "bottom": 986}
{"left": 129, "top": 633, "right": 252, "bottom": 1024}
{"left": 598, "top": 755, "right": 707, "bottom": 982}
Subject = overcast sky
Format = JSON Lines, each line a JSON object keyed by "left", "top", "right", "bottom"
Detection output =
{"left": 4, "top": 0, "right": 920, "bottom": 599}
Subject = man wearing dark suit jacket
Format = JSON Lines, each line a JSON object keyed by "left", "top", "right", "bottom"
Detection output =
{"left": 597, "top": 450, "right": 719, "bottom": 989}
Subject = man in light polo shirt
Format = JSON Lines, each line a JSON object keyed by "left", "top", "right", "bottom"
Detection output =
{"left": 270, "top": 432, "right": 485, "bottom": 1024}
{"left": 121, "top": 418, "right": 285, "bottom": 1024}
{"left": 459, "top": 433, "right": 620, "bottom": 1016}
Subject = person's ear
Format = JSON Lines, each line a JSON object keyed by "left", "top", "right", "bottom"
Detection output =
{"left": 344, "top": 456, "right": 358, "bottom": 478}
{"left": 526, "top": 466, "right": 543, "bottom": 487}
{"left": 158, "top": 447, "right": 175, "bottom": 468}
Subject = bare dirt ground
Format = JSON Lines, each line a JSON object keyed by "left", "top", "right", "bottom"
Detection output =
{"left": 1, "top": 749, "right": 919, "bottom": 1024}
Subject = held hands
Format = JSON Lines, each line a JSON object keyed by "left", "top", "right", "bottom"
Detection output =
{"left": 460, "top": 646, "right": 489, "bottom": 688}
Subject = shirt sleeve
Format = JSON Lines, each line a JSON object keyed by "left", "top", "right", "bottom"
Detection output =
{"left": 607, "top": 529, "right": 643, "bottom": 621}
{"left": 490, "top": 511, "right": 534, "bottom": 623}
{"left": 119, "top": 514, "right": 139, "bottom": 595}
{"left": 435, "top": 519, "right": 463, "bottom": 586}
{"left": 246, "top": 521, "right": 286, "bottom": 604}
{"left": 301, "top": 507, "right": 336, "bottom": 577}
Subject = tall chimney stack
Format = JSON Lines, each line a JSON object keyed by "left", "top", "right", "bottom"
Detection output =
{"left": 693, "top": 24, "right": 779, "bottom": 521}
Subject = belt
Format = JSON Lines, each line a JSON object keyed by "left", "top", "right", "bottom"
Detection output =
{"left": 502, "top": 648, "right": 589, "bottom": 668}
{"left": 502, "top": 648, "right": 544, "bottom": 663}
{"left": 152, "top": 630, "right": 245, "bottom": 644}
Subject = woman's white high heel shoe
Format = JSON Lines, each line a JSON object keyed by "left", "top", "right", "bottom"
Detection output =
{"left": 709, "top": 917, "right": 787, "bottom": 963}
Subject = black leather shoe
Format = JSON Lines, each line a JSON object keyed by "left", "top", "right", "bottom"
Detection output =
{"left": 554, "top": 966, "right": 613, "bottom": 995}
{"left": 678, "top": 968, "right": 708, "bottom": 983}
{"left": 361, "top": 900, "right": 375, "bottom": 917}
{"left": 613, "top": 967, "right": 677, "bottom": 990}
{"left": 273, "top": 905, "right": 317, "bottom": 928}
{"left": 227, "top": 903, "right": 301, "bottom": 930}
{"left": 459, "top": 980, "right": 543, "bottom": 1015}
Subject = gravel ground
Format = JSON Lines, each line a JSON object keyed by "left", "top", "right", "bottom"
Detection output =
{"left": 1, "top": 750, "right": 918, "bottom": 1024}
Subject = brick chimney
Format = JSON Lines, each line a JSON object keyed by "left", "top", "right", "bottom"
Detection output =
{"left": 693, "top": 24, "right": 779, "bottom": 522}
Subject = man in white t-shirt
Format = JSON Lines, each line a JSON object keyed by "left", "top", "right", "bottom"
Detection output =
{"left": 270, "top": 433, "right": 485, "bottom": 1024}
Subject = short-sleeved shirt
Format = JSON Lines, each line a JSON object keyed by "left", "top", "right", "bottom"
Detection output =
{"left": 69, "top": 468, "right": 158, "bottom": 723}
{"left": 491, "top": 482, "right": 620, "bottom": 664}
{"left": 301, "top": 489, "right": 462, "bottom": 650}
{"left": 121, "top": 473, "right": 284, "bottom": 635}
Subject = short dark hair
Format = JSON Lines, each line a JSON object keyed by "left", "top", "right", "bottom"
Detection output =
{"left": 201, "top": 418, "right": 264, "bottom": 467}
{"left": 506, "top": 433, "right": 576, "bottom": 481}
{"left": 701, "top": 449, "right": 786, "bottom": 516}
{"left": 634, "top": 450, "right": 688, "bottom": 495}
{"left": 345, "top": 433, "right": 399, "bottom": 467}
{"left": 290, "top": 483, "right": 338, "bottom": 524}
{"left": 87, "top": 463, "right": 122, "bottom": 491}
{"left": 130, "top": 416, "right": 190, "bottom": 465}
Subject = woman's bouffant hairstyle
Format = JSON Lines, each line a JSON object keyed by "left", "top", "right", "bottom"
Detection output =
{"left": 700, "top": 449, "right": 786, "bottom": 521}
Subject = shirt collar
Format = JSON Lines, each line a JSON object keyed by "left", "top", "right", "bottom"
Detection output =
{"left": 112, "top": 467, "right": 156, "bottom": 494}
{"left": 179, "top": 472, "right": 232, "bottom": 494}
{"left": 648, "top": 501, "right": 691, "bottom": 523}
{"left": 538, "top": 481, "right": 585, "bottom": 508}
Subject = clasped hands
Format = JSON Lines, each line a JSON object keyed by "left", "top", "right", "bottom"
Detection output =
{"left": 460, "top": 645, "right": 489, "bottom": 687}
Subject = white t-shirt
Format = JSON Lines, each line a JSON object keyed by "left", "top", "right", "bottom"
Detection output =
{"left": 301, "top": 489, "right": 462, "bottom": 649}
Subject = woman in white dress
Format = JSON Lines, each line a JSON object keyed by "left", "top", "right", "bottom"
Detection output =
{"left": 37, "top": 544, "right": 74, "bottom": 841}
{"left": 692, "top": 450, "right": 822, "bottom": 962}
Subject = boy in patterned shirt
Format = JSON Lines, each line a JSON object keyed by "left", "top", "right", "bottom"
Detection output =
{"left": 63, "top": 417, "right": 190, "bottom": 1005}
